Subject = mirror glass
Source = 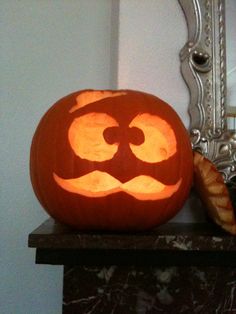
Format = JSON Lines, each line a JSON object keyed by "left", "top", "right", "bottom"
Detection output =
{"left": 226, "top": 0, "right": 236, "bottom": 130}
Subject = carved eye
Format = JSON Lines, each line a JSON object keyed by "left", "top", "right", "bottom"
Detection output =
{"left": 129, "top": 113, "right": 177, "bottom": 163}
{"left": 68, "top": 113, "right": 119, "bottom": 161}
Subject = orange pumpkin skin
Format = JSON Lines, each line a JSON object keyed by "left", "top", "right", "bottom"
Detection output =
{"left": 30, "top": 90, "right": 193, "bottom": 230}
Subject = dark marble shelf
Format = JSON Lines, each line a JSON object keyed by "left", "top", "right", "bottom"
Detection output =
{"left": 28, "top": 218, "right": 236, "bottom": 266}
{"left": 29, "top": 219, "right": 236, "bottom": 313}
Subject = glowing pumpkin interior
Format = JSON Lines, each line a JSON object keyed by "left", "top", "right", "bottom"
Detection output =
{"left": 53, "top": 90, "right": 181, "bottom": 201}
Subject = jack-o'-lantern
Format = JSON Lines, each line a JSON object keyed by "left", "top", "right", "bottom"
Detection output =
{"left": 30, "top": 90, "right": 193, "bottom": 230}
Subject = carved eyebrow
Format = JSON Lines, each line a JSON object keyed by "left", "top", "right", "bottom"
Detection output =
{"left": 69, "top": 90, "right": 127, "bottom": 113}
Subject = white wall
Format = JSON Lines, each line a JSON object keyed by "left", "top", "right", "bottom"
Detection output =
{"left": 1, "top": 1, "right": 114, "bottom": 313}
{"left": 118, "top": 0, "right": 189, "bottom": 127}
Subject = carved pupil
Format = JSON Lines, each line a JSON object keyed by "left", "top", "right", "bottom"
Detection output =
{"left": 103, "top": 126, "right": 144, "bottom": 146}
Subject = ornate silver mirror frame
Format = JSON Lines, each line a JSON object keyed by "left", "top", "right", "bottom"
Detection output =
{"left": 179, "top": 0, "right": 236, "bottom": 183}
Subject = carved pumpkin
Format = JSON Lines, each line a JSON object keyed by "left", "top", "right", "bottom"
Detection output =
{"left": 30, "top": 90, "right": 193, "bottom": 230}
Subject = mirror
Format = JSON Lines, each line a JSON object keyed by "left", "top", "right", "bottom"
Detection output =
{"left": 226, "top": 0, "right": 236, "bottom": 132}
{"left": 179, "top": 0, "right": 236, "bottom": 183}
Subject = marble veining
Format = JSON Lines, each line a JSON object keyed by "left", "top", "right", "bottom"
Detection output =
{"left": 29, "top": 219, "right": 236, "bottom": 252}
{"left": 29, "top": 219, "right": 236, "bottom": 313}
{"left": 63, "top": 266, "right": 236, "bottom": 314}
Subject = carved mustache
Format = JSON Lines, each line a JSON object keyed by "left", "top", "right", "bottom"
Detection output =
{"left": 53, "top": 171, "right": 181, "bottom": 201}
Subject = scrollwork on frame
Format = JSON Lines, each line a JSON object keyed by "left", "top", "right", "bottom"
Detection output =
{"left": 179, "top": 0, "right": 236, "bottom": 182}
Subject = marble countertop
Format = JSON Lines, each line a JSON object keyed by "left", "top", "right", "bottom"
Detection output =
{"left": 29, "top": 218, "right": 235, "bottom": 251}
{"left": 28, "top": 219, "right": 236, "bottom": 266}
